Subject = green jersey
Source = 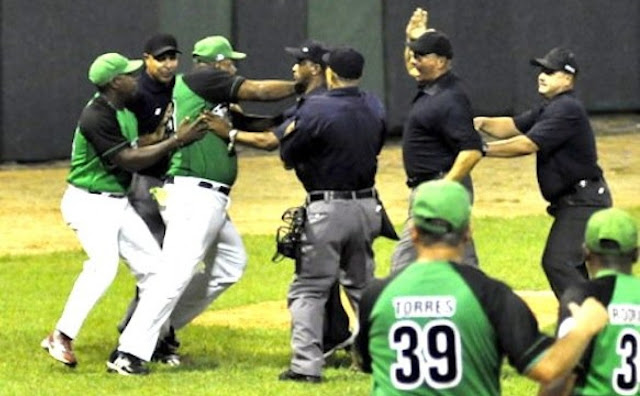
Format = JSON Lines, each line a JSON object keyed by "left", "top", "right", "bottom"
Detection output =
{"left": 558, "top": 270, "right": 640, "bottom": 396}
{"left": 357, "top": 260, "right": 553, "bottom": 396}
{"left": 67, "top": 95, "right": 137, "bottom": 194}
{"left": 168, "top": 68, "right": 244, "bottom": 185}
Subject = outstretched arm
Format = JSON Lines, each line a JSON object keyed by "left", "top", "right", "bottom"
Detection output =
{"left": 474, "top": 116, "right": 521, "bottom": 139}
{"left": 485, "top": 135, "right": 539, "bottom": 157}
{"left": 236, "top": 79, "right": 297, "bottom": 101}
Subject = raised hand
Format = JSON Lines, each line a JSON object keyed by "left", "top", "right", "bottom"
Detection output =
{"left": 406, "top": 7, "right": 429, "bottom": 41}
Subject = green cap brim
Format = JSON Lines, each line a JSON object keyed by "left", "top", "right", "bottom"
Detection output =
{"left": 229, "top": 51, "right": 247, "bottom": 60}
{"left": 123, "top": 59, "right": 144, "bottom": 74}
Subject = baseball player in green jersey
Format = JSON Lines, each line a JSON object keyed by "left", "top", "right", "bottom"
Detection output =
{"left": 356, "top": 179, "right": 610, "bottom": 395}
{"left": 109, "top": 36, "right": 299, "bottom": 375}
{"left": 540, "top": 208, "right": 639, "bottom": 396}
{"left": 40, "top": 53, "right": 209, "bottom": 368}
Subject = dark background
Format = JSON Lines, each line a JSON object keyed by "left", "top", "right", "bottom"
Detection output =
{"left": 1, "top": 0, "right": 638, "bottom": 162}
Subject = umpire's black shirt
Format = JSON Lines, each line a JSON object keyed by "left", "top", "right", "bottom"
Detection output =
{"left": 514, "top": 90, "right": 603, "bottom": 202}
{"left": 402, "top": 72, "right": 482, "bottom": 186}
{"left": 280, "top": 87, "right": 385, "bottom": 192}
{"left": 126, "top": 70, "right": 175, "bottom": 177}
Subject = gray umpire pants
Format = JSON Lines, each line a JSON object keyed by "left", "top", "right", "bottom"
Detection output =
{"left": 288, "top": 196, "right": 381, "bottom": 377}
{"left": 390, "top": 175, "right": 478, "bottom": 274}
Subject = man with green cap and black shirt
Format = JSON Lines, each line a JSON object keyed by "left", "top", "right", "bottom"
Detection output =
{"left": 356, "top": 179, "right": 611, "bottom": 395}
{"left": 540, "top": 208, "right": 639, "bottom": 396}
{"left": 40, "top": 52, "right": 208, "bottom": 369}
{"left": 109, "top": 36, "right": 298, "bottom": 375}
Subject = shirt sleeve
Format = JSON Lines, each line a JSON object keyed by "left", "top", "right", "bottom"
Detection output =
{"left": 184, "top": 68, "right": 246, "bottom": 103}
{"left": 279, "top": 100, "right": 323, "bottom": 167}
{"left": 440, "top": 93, "right": 482, "bottom": 152}
{"left": 458, "top": 266, "right": 554, "bottom": 374}
{"left": 519, "top": 101, "right": 581, "bottom": 155}
{"left": 78, "top": 106, "right": 131, "bottom": 165}
{"left": 513, "top": 106, "right": 540, "bottom": 133}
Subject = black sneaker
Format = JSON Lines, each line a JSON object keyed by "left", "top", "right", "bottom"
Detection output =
{"left": 106, "top": 350, "right": 150, "bottom": 376}
{"left": 278, "top": 369, "right": 322, "bottom": 383}
{"left": 151, "top": 329, "right": 181, "bottom": 366}
{"left": 151, "top": 341, "right": 181, "bottom": 366}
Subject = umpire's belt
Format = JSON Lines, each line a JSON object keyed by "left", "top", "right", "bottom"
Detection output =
{"left": 306, "top": 188, "right": 377, "bottom": 203}
{"left": 165, "top": 176, "right": 231, "bottom": 196}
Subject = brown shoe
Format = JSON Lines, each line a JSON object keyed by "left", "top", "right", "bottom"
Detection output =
{"left": 41, "top": 330, "right": 77, "bottom": 367}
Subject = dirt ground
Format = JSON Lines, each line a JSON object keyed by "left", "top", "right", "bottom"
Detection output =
{"left": 1, "top": 128, "right": 638, "bottom": 329}
{"left": 1, "top": 133, "right": 637, "bottom": 256}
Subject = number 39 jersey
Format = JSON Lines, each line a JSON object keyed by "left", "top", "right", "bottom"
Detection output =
{"left": 357, "top": 260, "right": 553, "bottom": 396}
{"left": 557, "top": 270, "right": 640, "bottom": 396}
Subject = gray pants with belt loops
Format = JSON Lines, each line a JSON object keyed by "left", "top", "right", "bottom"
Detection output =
{"left": 390, "top": 175, "right": 479, "bottom": 274}
{"left": 287, "top": 196, "right": 381, "bottom": 377}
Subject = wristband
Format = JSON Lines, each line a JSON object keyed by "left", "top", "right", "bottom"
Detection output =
{"left": 481, "top": 142, "right": 488, "bottom": 157}
{"left": 227, "top": 129, "right": 238, "bottom": 153}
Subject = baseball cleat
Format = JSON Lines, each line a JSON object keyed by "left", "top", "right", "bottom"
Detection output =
{"left": 151, "top": 329, "right": 181, "bottom": 366}
{"left": 41, "top": 331, "right": 77, "bottom": 367}
{"left": 106, "top": 350, "right": 149, "bottom": 376}
{"left": 278, "top": 369, "right": 322, "bottom": 383}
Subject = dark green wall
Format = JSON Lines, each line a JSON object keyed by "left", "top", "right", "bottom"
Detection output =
{"left": 1, "top": 0, "right": 639, "bottom": 161}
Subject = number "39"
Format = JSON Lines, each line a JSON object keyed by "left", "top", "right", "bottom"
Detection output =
{"left": 389, "top": 319, "right": 462, "bottom": 391}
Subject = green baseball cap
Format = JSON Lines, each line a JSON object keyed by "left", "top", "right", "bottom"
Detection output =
{"left": 412, "top": 180, "right": 471, "bottom": 234}
{"left": 88, "top": 53, "right": 143, "bottom": 86}
{"left": 585, "top": 208, "right": 638, "bottom": 255}
{"left": 192, "top": 36, "right": 247, "bottom": 62}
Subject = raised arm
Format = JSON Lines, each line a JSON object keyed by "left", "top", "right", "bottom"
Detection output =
{"left": 404, "top": 8, "right": 429, "bottom": 77}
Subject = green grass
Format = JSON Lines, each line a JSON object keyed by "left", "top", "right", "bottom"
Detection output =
{"left": 2, "top": 207, "right": 638, "bottom": 395}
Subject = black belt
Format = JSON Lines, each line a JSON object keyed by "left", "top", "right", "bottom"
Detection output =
{"left": 562, "top": 176, "right": 603, "bottom": 196}
{"left": 88, "top": 190, "right": 126, "bottom": 199}
{"left": 165, "top": 176, "right": 231, "bottom": 196}
{"left": 406, "top": 171, "right": 445, "bottom": 188}
{"left": 307, "top": 188, "right": 376, "bottom": 203}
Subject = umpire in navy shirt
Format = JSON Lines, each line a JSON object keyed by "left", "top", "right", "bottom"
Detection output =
{"left": 277, "top": 47, "right": 385, "bottom": 383}
{"left": 391, "top": 28, "right": 483, "bottom": 274}
{"left": 474, "top": 47, "right": 612, "bottom": 298}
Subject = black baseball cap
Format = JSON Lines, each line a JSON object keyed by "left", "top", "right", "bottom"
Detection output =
{"left": 284, "top": 40, "right": 329, "bottom": 66}
{"left": 408, "top": 31, "right": 453, "bottom": 59}
{"left": 322, "top": 47, "right": 365, "bottom": 79}
{"left": 144, "top": 33, "right": 181, "bottom": 57}
{"left": 530, "top": 47, "right": 578, "bottom": 75}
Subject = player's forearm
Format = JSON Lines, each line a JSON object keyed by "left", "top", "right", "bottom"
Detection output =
{"left": 528, "top": 330, "right": 594, "bottom": 384}
{"left": 444, "top": 149, "right": 482, "bottom": 181}
{"left": 474, "top": 116, "right": 520, "bottom": 139}
{"left": 537, "top": 374, "right": 576, "bottom": 396}
{"left": 237, "top": 80, "right": 297, "bottom": 101}
{"left": 485, "top": 135, "right": 538, "bottom": 158}
{"left": 113, "top": 137, "right": 180, "bottom": 172}
{"left": 236, "top": 131, "right": 279, "bottom": 151}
